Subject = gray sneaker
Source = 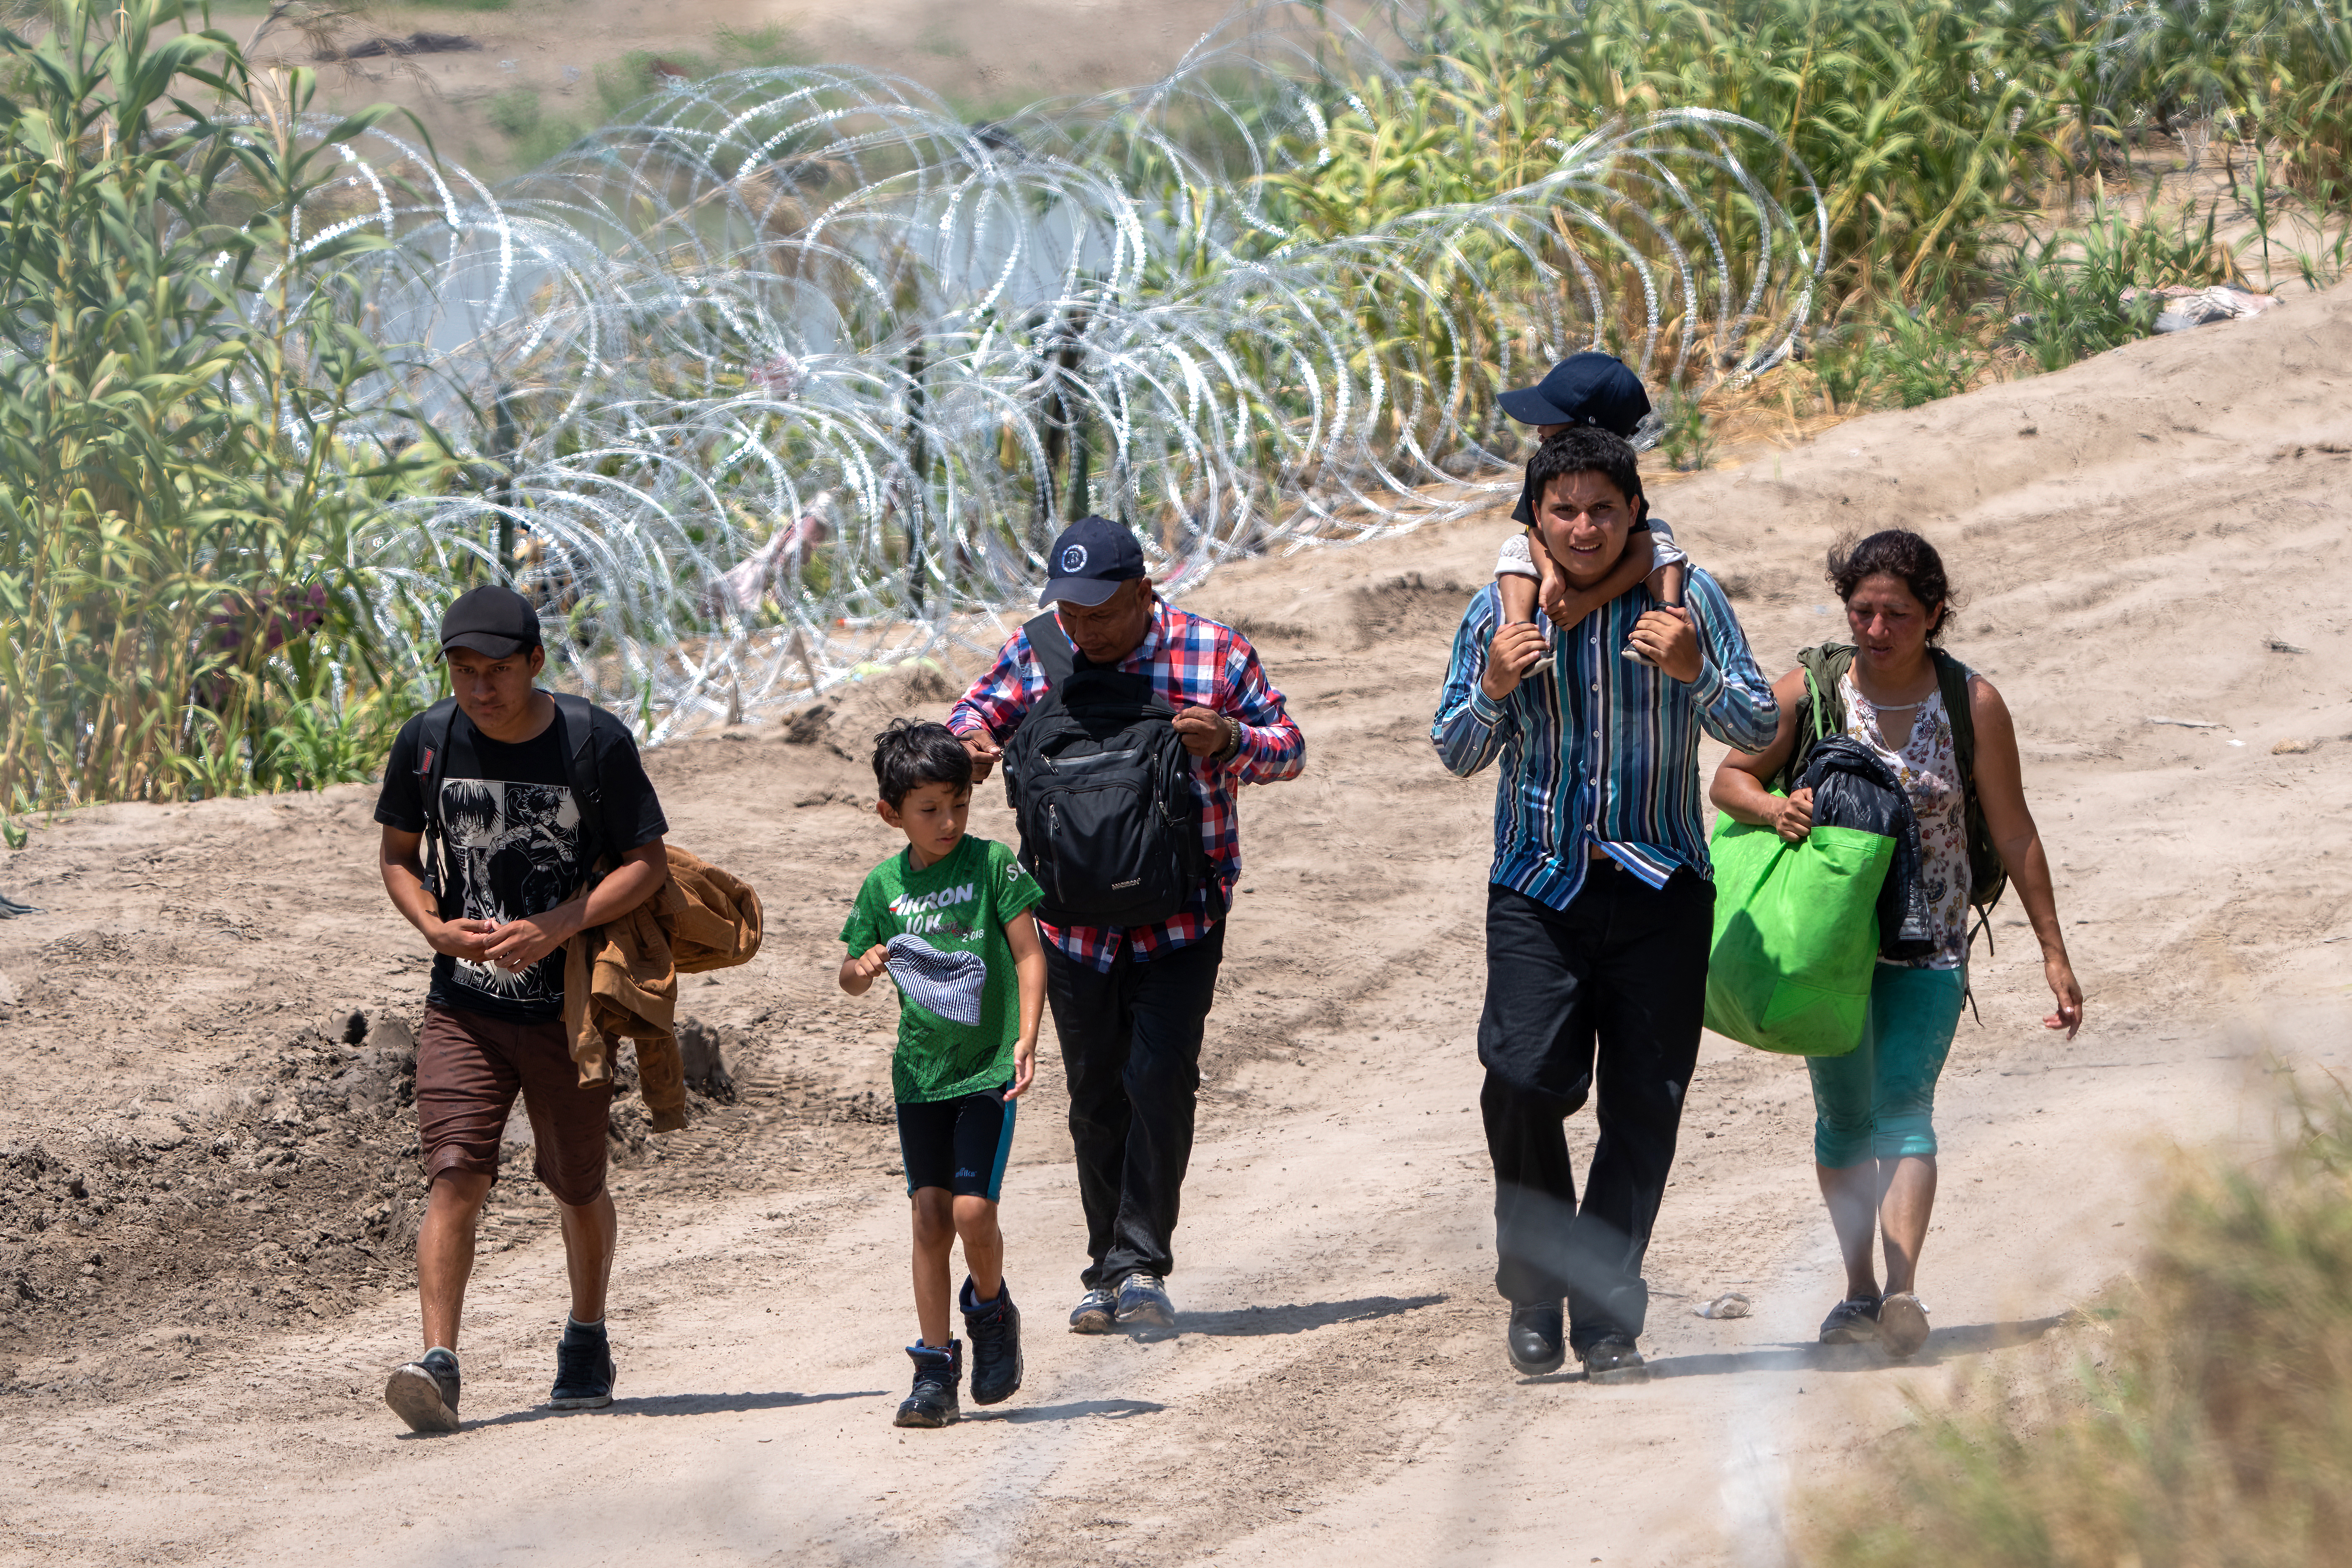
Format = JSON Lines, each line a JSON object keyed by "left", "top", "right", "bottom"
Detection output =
{"left": 1877, "top": 1292, "right": 1931, "bottom": 1357}
{"left": 385, "top": 1348, "right": 461, "bottom": 1434}
{"left": 1114, "top": 1272, "right": 1176, "bottom": 1336}
{"left": 1068, "top": 1287, "right": 1119, "bottom": 1334}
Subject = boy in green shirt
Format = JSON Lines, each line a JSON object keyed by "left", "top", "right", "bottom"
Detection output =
{"left": 839, "top": 720, "right": 1047, "bottom": 1428}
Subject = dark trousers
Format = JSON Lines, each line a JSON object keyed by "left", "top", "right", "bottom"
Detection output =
{"left": 1477, "top": 868, "right": 1712, "bottom": 1350}
{"left": 1044, "top": 921, "right": 1227, "bottom": 1291}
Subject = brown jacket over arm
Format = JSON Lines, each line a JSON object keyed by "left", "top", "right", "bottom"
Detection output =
{"left": 562, "top": 846, "right": 763, "bottom": 1132}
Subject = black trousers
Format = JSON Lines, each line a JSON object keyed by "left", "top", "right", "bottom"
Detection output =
{"left": 1045, "top": 921, "right": 1227, "bottom": 1291}
{"left": 1477, "top": 867, "right": 1712, "bottom": 1350}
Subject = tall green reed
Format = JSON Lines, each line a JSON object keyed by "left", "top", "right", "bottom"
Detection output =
{"left": 0, "top": 0, "right": 442, "bottom": 810}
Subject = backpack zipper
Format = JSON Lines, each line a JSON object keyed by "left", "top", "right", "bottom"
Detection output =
{"left": 1046, "top": 800, "right": 1065, "bottom": 904}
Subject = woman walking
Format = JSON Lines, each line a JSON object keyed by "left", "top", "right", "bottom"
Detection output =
{"left": 1710, "top": 530, "right": 2084, "bottom": 1357}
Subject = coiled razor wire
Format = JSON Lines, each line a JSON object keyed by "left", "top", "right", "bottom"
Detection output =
{"left": 299, "top": 1, "right": 1822, "bottom": 741}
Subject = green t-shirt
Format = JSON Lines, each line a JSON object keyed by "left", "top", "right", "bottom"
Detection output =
{"left": 840, "top": 834, "right": 1045, "bottom": 1104}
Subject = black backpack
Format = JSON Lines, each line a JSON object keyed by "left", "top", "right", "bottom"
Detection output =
{"left": 999, "top": 614, "right": 1207, "bottom": 928}
{"left": 1778, "top": 642, "right": 2009, "bottom": 944}
{"left": 413, "top": 691, "right": 610, "bottom": 897}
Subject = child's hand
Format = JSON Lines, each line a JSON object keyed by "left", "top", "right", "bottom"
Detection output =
{"left": 1538, "top": 570, "right": 1578, "bottom": 628}
{"left": 1006, "top": 1037, "right": 1037, "bottom": 1099}
{"left": 839, "top": 943, "right": 891, "bottom": 994}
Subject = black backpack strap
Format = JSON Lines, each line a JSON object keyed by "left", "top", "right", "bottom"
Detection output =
{"left": 1025, "top": 611, "right": 1077, "bottom": 690}
{"left": 1934, "top": 647, "right": 2009, "bottom": 961}
{"left": 414, "top": 696, "right": 460, "bottom": 895}
{"left": 1021, "top": 611, "right": 1176, "bottom": 716}
{"left": 548, "top": 690, "right": 612, "bottom": 878}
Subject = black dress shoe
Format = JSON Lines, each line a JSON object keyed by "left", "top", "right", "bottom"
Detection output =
{"left": 1506, "top": 1301, "right": 1566, "bottom": 1375}
{"left": 1578, "top": 1333, "right": 1650, "bottom": 1384}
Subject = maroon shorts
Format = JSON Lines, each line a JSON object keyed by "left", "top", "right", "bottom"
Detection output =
{"left": 415, "top": 1005, "right": 613, "bottom": 1207}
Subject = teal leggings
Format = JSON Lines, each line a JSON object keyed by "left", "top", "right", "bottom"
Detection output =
{"left": 1808, "top": 965, "right": 1967, "bottom": 1168}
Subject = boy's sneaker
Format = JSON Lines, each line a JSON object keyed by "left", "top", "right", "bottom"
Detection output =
{"left": 1578, "top": 1334, "right": 1651, "bottom": 1385}
{"left": 894, "top": 1340, "right": 962, "bottom": 1428}
{"left": 548, "top": 1320, "right": 616, "bottom": 1410}
{"left": 1818, "top": 1294, "right": 1883, "bottom": 1345}
{"left": 384, "top": 1347, "right": 461, "bottom": 1434}
{"left": 961, "top": 1277, "right": 1024, "bottom": 1406}
{"left": 1114, "top": 1272, "right": 1176, "bottom": 1336}
{"left": 1068, "top": 1287, "right": 1119, "bottom": 1335}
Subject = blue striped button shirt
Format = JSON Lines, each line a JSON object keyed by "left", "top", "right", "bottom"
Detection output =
{"left": 1431, "top": 568, "right": 1779, "bottom": 910}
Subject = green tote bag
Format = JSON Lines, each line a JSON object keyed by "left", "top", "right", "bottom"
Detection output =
{"left": 1703, "top": 811, "right": 1894, "bottom": 1057}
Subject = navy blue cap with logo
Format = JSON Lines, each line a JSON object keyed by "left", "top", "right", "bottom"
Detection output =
{"left": 1038, "top": 516, "right": 1146, "bottom": 606}
{"left": 1505, "top": 353, "right": 1653, "bottom": 525}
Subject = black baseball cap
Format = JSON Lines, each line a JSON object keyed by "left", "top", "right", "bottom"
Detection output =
{"left": 1498, "top": 352, "right": 1652, "bottom": 435}
{"left": 1038, "top": 516, "right": 1146, "bottom": 607}
{"left": 438, "top": 584, "right": 542, "bottom": 659}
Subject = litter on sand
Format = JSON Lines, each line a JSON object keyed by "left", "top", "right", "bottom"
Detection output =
{"left": 2145, "top": 716, "right": 2225, "bottom": 730}
{"left": 1694, "top": 1292, "right": 1753, "bottom": 1319}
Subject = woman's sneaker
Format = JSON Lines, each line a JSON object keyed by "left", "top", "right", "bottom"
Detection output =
{"left": 961, "top": 1277, "right": 1024, "bottom": 1405}
{"left": 548, "top": 1320, "right": 616, "bottom": 1410}
{"left": 384, "top": 1347, "right": 461, "bottom": 1434}
{"left": 1114, "top": 1273, "right": 1176, "bottom": 1336}
{"left": 1877, "top": 1292, "right": 1931, "bottom": 1357}
{"left": 1818, "top": 1295, "right": 1883, "bottom": 1345}
{"left": 1068, "top": 1287, "right": 1119, "bottom": 1335}
{"left": 895, "top": 1340, "right": 962, "bottom": 1428}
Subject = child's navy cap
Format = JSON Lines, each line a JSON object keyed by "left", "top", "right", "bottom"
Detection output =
{"left": 1499, "top": 353, "right": 1652, "bottom": 436}
{"left": 1038, "top": 516, "right": 1145, "bottom": 606}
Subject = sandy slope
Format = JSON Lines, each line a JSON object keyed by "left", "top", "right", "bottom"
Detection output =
{"left": 269, "top": 0, "right": 1279, "bottom": 177}
{"left": 3, "top": 280, "right": 2351, "bottom": 1566}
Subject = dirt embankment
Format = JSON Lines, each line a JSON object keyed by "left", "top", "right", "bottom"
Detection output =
{"left": 0, "top": 278, "right": 2348, "bottom": 1567}
{"left": 273, "top": 0, "right": 1266, "bottom": 179}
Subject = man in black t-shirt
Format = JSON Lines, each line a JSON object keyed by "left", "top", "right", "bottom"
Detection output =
{"left": 372, "top": 585, "right": 669, "bottom": 1434}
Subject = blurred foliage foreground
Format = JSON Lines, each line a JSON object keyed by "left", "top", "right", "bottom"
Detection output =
{"left": 1806, "top": 1070, "right": 2352, "bottom": 1568}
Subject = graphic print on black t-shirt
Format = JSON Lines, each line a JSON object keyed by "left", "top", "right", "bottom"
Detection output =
{"left": 439, "top": 776, "right": 582, "bottom": 1007}
{"left": 375, "top": 698, "right": 668, "bottom": 1024}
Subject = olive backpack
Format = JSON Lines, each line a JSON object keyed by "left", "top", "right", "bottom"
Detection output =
{"left": 1776, "top": 642, "right": 2009, "bottom": 954}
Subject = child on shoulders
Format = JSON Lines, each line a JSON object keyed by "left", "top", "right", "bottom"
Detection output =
{"left": 1494, "top": 353, "right": 1688, "bottom": 661}
{"left": 839, "top": 720, "right": 1047, "bottom": 1428}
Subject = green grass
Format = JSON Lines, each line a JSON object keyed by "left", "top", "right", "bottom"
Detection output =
{"left": 1196, "top": 0, "right": 2350, "bottom": 441}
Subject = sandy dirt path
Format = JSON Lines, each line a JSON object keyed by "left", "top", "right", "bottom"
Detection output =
{"left": 3, "top": 282, "right": 2350, "bottom": 1565}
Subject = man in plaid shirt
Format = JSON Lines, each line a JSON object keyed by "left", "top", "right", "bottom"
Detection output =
{"left": 950, "top": 516, "right": 1305, "bottom": 1337}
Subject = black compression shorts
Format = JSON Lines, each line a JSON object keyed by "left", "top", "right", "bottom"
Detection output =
{"left": 895, "top": 1086, "right": 1016, "bottom": 1201}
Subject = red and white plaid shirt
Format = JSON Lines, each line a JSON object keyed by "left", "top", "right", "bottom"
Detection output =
{"left": 949, "top": 599, "right": 1305, "bottom": 971}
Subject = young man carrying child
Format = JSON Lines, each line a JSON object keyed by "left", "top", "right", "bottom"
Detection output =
{"left": 1492, "top": 353, "right": 1689, "bottom": 656}
{"left": 839, "top": 720, "right": 1048, "bottom": 1428}
{"left": 1434, "top": 426, "right": 1777, "bottom": 1383}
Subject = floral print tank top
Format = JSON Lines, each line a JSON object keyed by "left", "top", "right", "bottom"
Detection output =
{"left": 1839, "top": 667, "right": 1972, "bottom": 970}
